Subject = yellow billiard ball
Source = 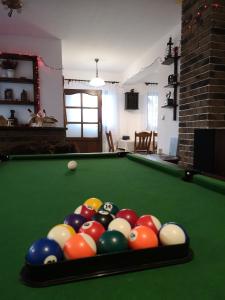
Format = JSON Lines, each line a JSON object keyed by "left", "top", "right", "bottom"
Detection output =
{"left": 84, "top": 197, "right": 103, "bottom": 211}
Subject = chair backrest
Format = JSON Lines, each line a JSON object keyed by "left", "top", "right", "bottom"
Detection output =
{"left": 105, "top": 131, "right": 114, "bottom": 152}
{"left": 152, "top": 131, "right": 158, "bottom": 154}
{"left": 134, "top": 131, "right": 152, "bottom": 153}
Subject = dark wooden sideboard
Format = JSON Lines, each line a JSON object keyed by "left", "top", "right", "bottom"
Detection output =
{"left": 0, "top": 127, "right": 71, "bottom": 154}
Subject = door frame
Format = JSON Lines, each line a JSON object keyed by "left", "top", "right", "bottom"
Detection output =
{"left": 64, "top": 89, "right": 102, "bottom": 153}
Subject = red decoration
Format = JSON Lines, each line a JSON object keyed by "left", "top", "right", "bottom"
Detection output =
{"left": 182, "top": 1, "right": 221, "bottom": 34}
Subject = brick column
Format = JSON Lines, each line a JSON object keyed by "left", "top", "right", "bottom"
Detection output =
{"left": 179, "top": 0, "right": 225, "bottom": 168}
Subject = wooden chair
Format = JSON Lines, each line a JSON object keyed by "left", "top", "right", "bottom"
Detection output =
{"left": 105, "top": 131, "right": 115, "bottom": 152}
{"left": 152, "top": 131, "right": 158, "bottom": 154}
{"left": 134, "top": 131, "right": 152, "bottom": 154}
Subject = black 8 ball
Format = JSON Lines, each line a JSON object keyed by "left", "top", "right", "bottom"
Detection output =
{"left": 92, "top": 211, "right": 114, "bottom": 229}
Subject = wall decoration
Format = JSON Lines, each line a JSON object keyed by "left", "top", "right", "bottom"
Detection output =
{"left": 182, "top": 1, "right": 222, "bottom": 34}
{"left": 4, "top": 88, "right": 13, "bottom": 100}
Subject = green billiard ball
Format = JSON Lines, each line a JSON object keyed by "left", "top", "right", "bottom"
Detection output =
{"left": 97, "top": 230, "right": 128, "bottom": 254}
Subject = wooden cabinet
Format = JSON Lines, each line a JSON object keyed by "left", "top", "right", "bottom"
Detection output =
{"left": 0, "top": 53, "right": 40, "bottom": 115}
{"left": 161, "top": 50, "right": 180, "bottom": 121}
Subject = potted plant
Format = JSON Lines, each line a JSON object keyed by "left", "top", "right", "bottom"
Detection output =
{"left": 0, "top": 59, "right": 18, "bottom": 78}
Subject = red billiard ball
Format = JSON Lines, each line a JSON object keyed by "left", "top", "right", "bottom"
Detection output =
{"left": 128, "top": 225, "right": 158, "bottom": 250}
{"left": 79, "top": 221, "right": 105, "bottom": 242}
{"left": 74, "top": 205, "right": 96, "bottom": 220}
{"left": 116, "top": 209, "right": 138, "bottom": 228}
{"left": 135, "top": 215, "right": 161, "bottom": 234}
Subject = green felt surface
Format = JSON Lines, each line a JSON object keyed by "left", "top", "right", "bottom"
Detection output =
{"left": 1, "top": 154, "right": 225, "bottom": 300}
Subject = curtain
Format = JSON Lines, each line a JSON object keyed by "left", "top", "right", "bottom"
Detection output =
{"left": 64, "top": 80, "right": 123, "bottom": 152}
{"left": 147, "top": 85, "right": 158, "bottom": 132}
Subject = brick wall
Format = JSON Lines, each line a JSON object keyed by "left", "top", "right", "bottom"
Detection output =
{"left": 179, "top": 0, "right": 225, "bottom": 168}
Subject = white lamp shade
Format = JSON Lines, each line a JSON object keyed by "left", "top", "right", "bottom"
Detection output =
{"left": 89, "top": 77, "right": 105, "bottom": 87}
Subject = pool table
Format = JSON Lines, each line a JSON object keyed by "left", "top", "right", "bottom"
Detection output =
{"left": 1, "top": 152, "right": 225, "bottom": 299}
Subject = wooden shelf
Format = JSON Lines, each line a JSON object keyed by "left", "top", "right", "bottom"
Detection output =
{"left": 0, "top": 53, "right": 39, "bottom": 113}
{"left": 0, "top": 100, "right": 34, "bottom": 105}
{"left": 162, "top": 56, "right": 180, "bottom": 65}
{"left": 162, "top": 51, "right": 180, "bottom": 121}
{"left": 164, "top": 83, "right": 179, "bottom": 88}
{"left": 161, "top": 104, "right": 178, "bottom": 108}
{"left": 0, "top": 77, "right": 34, "bottom": 84}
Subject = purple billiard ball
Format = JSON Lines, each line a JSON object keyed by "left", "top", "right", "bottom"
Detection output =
{"left": 64, "top": 213, "right": 87, "bottom": 232}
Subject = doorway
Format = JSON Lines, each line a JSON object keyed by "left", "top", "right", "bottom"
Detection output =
{"left": 64, "top": 89, "right": 102, "bottom": 152}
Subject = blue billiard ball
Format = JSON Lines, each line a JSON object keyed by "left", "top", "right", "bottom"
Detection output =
{"left": 26, "top": 238, "right": 63, "bottom": 265}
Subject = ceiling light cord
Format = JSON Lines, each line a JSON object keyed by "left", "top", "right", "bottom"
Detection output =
{"left": 89, "top": 58, "right": 105, "bottom": 87}
{"left": 95, "top": 58, "right": 99, "bottom": 77}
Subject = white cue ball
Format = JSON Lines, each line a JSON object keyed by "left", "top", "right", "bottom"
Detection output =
{"left": 67, "top": 160, "right": 77, "bottom": 170}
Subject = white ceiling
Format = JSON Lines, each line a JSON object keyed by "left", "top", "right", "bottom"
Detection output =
{"left": 0, "top": 0, "right": 181, "bottom": 77}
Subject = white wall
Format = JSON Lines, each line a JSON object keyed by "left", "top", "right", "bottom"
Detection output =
{"left": 0, "top": 35, "right": 64, "bottom": 126}
{"left": 122, "top": 24, "right": 181, "bottom": 154}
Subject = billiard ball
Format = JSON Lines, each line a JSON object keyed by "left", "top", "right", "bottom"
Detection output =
{"left": 159, "top": 223, "right": 188, "bottom": 246}
{"left": 135, "top": 215, "right": 161, "bottom": 234}
{"left": 0, "top": 154, "right": 9, "bottom": 161}
{"left": 67, "top": 160, "right": 77, "bottom": 170}
{"left": 64, "top": 233, "right": 96, "bottom": 260}
{"left": 47, "top": 224, "right": 75, "bottom": 249}
{"left": 64, "top": 213, "right": 87, "bottom": 232}
{"left": 116, "top": 209, "right": 138, "bottom": 228}
{"left": 92, "top": 211, "right": 114, "bottom": 229}
{"left": 128, "top": 225, "right": 158, "bottom": 250}
{"left": 26, "top": 238, "right": 63, "bottom": 265}
{"left": 74, "top": 205, "right": 96, "bottom": 220}
{"left": 99, "top": 201, "right": 119, "bottom": 215}
{"left": 97, "top": 230, "right": 128, "bottom": 254}
{"left": 84, "top": 197, "right": 103, "bottom": 211}
{"left": 79, "top": 220, "right": 105, "bottom": 242}
{"left": 108, "top": 217, "right": 131, "bottom": 238}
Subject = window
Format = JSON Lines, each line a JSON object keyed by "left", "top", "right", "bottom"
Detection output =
{"left": 147, "top": 93, "right": 158, "bottom": 132}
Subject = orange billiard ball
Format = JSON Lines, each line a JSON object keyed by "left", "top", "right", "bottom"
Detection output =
{"left": 64, "top": 233, "right": 96, "bottom": 260}
{"left": 128, "top": 225, "right": 158, "bottom": 250}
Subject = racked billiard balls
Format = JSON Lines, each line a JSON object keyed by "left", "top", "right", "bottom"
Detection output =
{"left": 128, "top": 225, "right": 158, "bottom": 250}
{"left": 99, "top": 201, "right": 119, "bottom": 215}
{"left": 108, "top": 217, "right": 131, "bottom": 238}
{"left": 79, "top": 220, "right": 105, "bottom": 242}
{"left": 92, "top": 211, "right": 114, "bottom": 229}
{"left": 64, "top": 233, "right": 96, "bottom": 260}
{"left": 26, "top": 238, "right": 63, "bottom": 265}
{"left": 84, "top": 197, "right": 103, "bottom": 212}
{"left": 74, "top": 205, "right": 96, "bottom": 220}
{"left": 135, "top": 214, "right": 161, "bottom": 234}
{"left": 64, "top": 213, "right": 87, "bottom": 232}
{"left": 116, "top": 208, "right": 138, "bottom": 228}
{"left": 97, "top": 230, "right": 128, "bottom": 254}
{"left": 159, "top": 223, "right": 188, "bottom": 246}
{"left": 47, "top": 224, "right": 75, "bottom": 249}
